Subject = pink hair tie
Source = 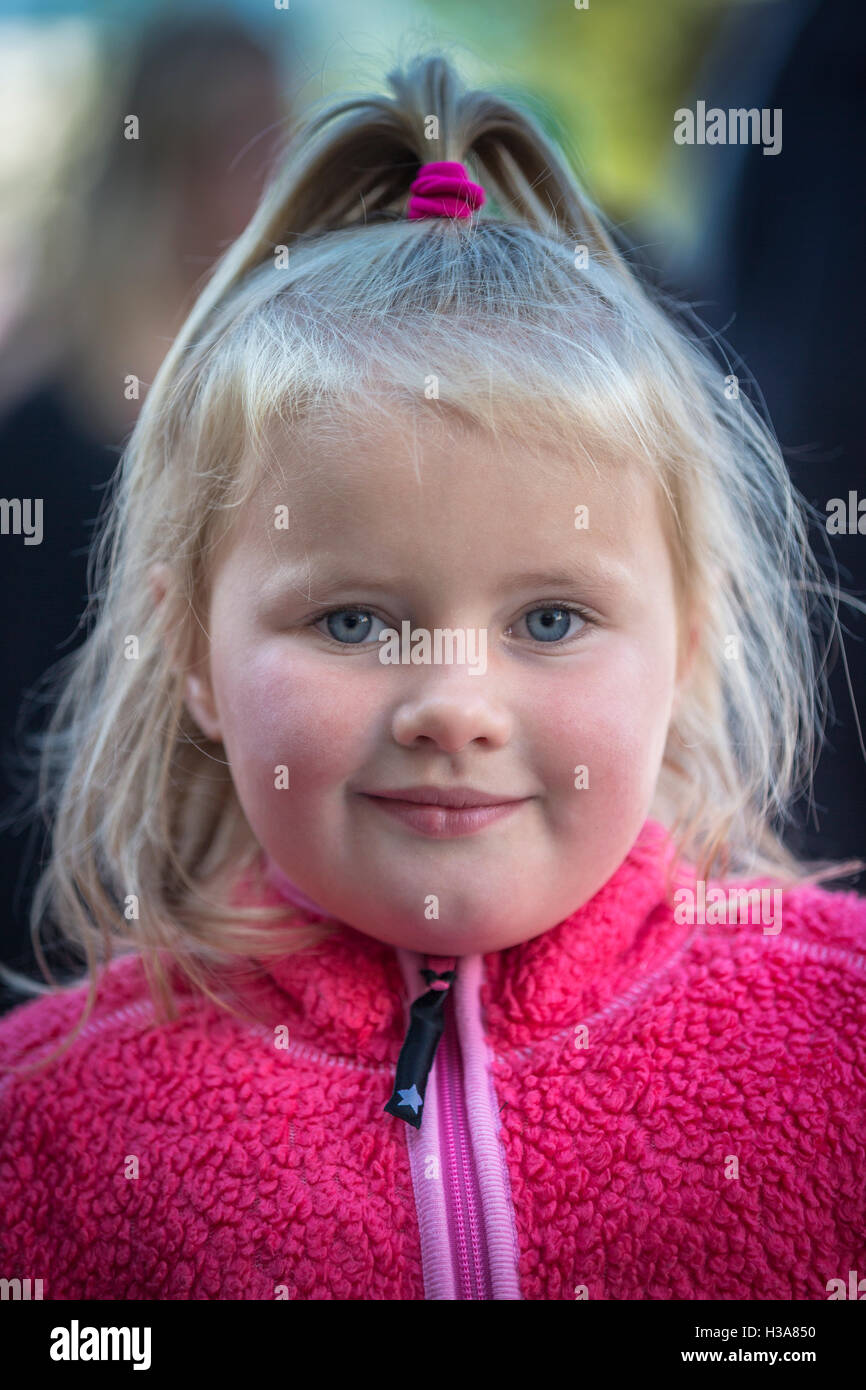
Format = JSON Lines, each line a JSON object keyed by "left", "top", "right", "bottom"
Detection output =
{"left": 406, "top": 159, "right": 485, "bottom": 220}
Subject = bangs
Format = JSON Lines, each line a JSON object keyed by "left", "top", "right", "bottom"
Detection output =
{"left": 187, "top": 269, "right": 682, "bottom": 547}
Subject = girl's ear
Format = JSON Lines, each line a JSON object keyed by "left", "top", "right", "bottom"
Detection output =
{"left": 182, "top": 670, "right": 223, "bottom": 744}
{"left": 147, "top": 562, "right": 223, "bottom": 743}
{"left": 147, "top": 561, "right": 171, "bottom": 611}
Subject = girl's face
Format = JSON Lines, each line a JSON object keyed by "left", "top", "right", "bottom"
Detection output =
{"left": 182, "top": 411, "right": 692, "bottom": 955}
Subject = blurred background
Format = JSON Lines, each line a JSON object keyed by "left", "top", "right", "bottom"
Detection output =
{"left": 0, "top": 0, "right": 863, "bottom": 1004}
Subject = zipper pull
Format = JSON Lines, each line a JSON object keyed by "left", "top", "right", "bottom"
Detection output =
{"left": 384, "top": 955, "right": 457, "bottom": 1128}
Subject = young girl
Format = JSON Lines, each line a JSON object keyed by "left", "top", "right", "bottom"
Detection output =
{"left": 1, "top": 52, "right": 864, "bottom": 1302}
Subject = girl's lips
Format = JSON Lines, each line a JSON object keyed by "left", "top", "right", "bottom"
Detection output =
{"left": 361, "top": 794, "right": 529, "bottom": 838}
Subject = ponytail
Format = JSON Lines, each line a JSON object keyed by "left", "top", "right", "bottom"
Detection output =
{"left": 164, "top": 52, "right": 632, "bottom": 373}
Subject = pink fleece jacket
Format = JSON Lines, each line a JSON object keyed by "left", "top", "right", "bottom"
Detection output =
{"left": 1, "top": 817, "right": 865, "bottom": 1300}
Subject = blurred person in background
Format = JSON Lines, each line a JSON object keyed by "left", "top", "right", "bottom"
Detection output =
{"left": 651, "top": 0, "right": 865, "bottom": 865}
{"left": 0, "top": 13, "right": 287, "bottom": 1002}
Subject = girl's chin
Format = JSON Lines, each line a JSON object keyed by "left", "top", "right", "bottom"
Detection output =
{"left": 320, "top": 875, "right": 560, "bottom": 952}
{"left": 344, "top": 913, "right": 546, "bottom": 957}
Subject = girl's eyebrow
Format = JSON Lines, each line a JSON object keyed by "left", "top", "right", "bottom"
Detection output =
{"left": 260, "top": 557, "right": 634, "bottom": 604}
{"left": 502, "top": 563, "right": 634, "bottom": 594}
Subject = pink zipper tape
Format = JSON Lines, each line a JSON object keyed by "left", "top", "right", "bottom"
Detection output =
{"left": 394, "top": 948, "right": 522, "bottom": 1300}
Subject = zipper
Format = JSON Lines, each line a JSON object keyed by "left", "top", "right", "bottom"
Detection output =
{"left": 437, "top": 985, "right": 492, "bottom": 1298}
{"left": 394, "top": 948, "right": 522, "bottom": 1300}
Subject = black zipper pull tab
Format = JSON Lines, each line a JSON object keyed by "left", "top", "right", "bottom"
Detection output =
{"left": 384, "top": 958, "right": 457, "bottom": 1128}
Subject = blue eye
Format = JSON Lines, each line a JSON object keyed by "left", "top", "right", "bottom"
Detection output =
{"left": 311, "top": 603, "right": 589, "bottom": 647}
{"left": 521, "top": 606, "right": 586, "bottom": 643}
{"left": 316, "top": 608, "right": 386, "bottom": 644}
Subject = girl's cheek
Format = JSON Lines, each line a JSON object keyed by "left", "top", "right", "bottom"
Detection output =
{"left": 219, "top": 643, "right": 381, "bottom": 785}
{"left": 533, "top": 649, "right": 673, "bottom": 779}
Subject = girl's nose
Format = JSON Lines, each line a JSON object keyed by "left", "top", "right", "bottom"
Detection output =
{"left": 391, "top": 688, "right": 513, "bottom": 753}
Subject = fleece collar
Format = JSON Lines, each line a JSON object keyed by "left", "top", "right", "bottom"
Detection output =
{"left": 226, "top": 818, "right": 690, "bottom": 1063}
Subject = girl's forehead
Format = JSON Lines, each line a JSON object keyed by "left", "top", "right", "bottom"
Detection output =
{"left": 221, "top": 413, "right": 669, "bottom": 601}
{"left": 250, "top": 409, "right": 656, "bottom": 522}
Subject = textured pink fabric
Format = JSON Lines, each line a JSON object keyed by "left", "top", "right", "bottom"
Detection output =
{"left": 1, "top": 817, "right": 865, "bottom": 1300}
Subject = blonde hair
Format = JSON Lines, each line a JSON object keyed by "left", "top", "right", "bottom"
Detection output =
{"left": 3, "top": 50, "right": 864, "bottom": 1075}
